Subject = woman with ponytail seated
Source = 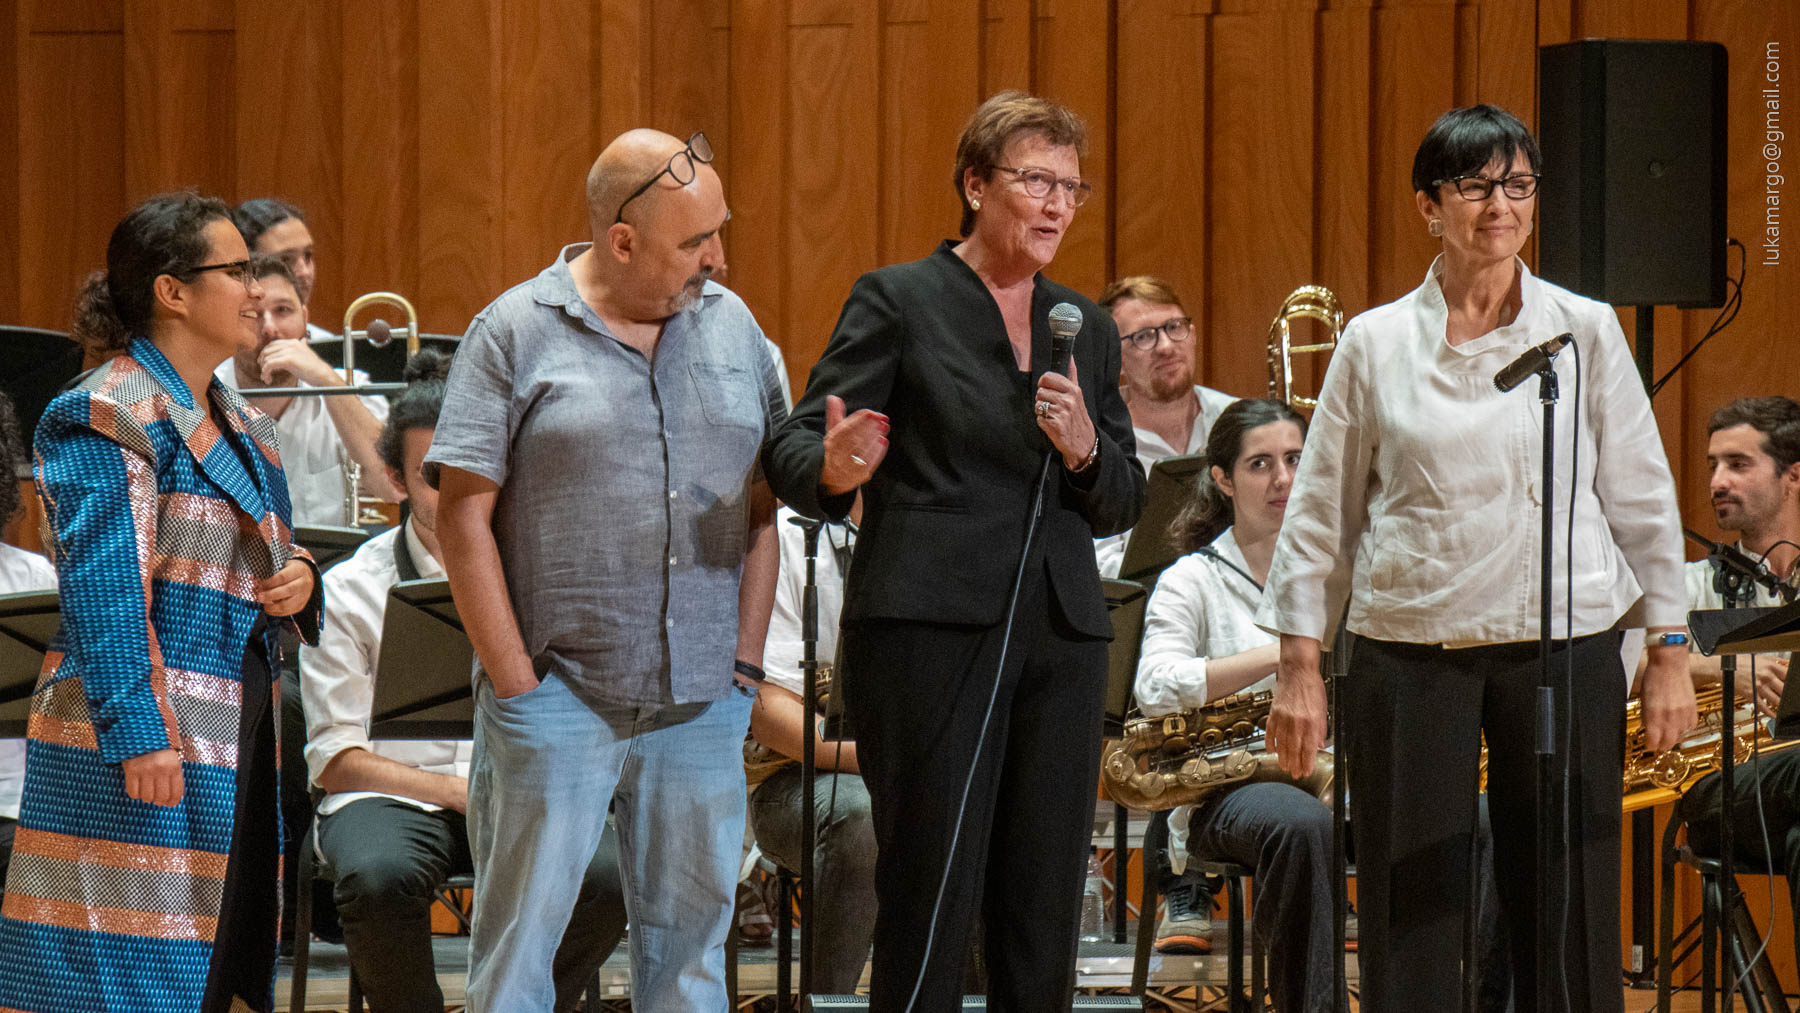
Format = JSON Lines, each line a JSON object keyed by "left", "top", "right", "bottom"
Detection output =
{"left": 0, "top": 192, "right": 320, "bottom": 1013}
{"left": 1133, "top": 397, "right": 1341, "bottom": 1011}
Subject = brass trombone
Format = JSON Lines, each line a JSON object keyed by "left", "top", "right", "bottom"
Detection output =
{"left": 1266, "top": 285, "right": 1344, "bottom": 410}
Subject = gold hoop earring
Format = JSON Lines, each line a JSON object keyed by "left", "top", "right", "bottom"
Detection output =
{"left": 1428, "top": 219, "right": 1444, "bottom": 238}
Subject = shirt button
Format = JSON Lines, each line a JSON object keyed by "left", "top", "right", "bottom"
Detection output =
{"left": 669, "top": 490, "right": 678, "bottom": 500}
{"left": 665, "top": 618, "right": 674, "bottom": 628}
{"left": 668, "top": 555, "right": 678, "bottom": 565}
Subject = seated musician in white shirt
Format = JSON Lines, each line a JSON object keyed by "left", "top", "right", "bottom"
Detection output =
{"left": 0, "top": 392, "right": 56, "bottom": 891}
{"left": 301, "top": 352, "right": 625, "bottom": 1012}
{"left": 1092, "top": 275, "right": 1240, "bottom": 578}
{"left": 746, "top": 501, "right": 874, "bottom": 994}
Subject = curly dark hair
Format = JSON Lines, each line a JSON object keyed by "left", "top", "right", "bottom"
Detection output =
{"left": 105, "top": 192, "right": 234, "bottom": 337}
{"left": 0, "top": 391, "right": 24, "bottom": 524}
{"left": 69, "top": 269, "right": 130, "bottom": 356}
{"left": 1168, "top": 398, "right": 1306, "bottom": 554}
{"left": 376, "top": 348, "right": 455, "bottom": 475}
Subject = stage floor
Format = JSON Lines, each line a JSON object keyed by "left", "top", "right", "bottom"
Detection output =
{"left": 271, "top": 932, "right": 1753, "bottom": 1011}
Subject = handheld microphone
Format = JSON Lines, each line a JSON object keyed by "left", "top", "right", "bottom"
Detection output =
{"left": 1047, "top": 302, "right": 1083, "bottom": 376}
{"left": 1493, "top": 333, "right": 1573, "bottom": 393}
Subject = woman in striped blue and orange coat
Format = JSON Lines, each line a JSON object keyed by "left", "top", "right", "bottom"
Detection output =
{"left": 0, "top": 193, "right": 322, "bottom": 1013}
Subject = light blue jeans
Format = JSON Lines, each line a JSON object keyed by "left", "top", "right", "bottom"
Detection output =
{"left": 466, "top": 672, "right": 754, "bottom": 1012}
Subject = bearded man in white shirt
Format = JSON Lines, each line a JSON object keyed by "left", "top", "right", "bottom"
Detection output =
{"left": 1665, "top": 397, "right": 1800, "bottom": 975}
{"left": 301, "top": 355, "right": 626, "bottom": 1012}
{"left": 1092, "top": 275, "right": 1240, "bottom": 578}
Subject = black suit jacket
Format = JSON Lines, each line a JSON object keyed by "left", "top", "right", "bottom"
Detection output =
{"left": 762, "top": 241, "right": 1145, "bottom": 638}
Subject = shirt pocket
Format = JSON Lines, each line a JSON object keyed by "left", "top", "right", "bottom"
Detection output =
{"left": 688, "top": 361, "right": 763, "bottom": 431}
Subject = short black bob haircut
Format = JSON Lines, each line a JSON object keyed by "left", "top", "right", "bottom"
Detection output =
{"left": 1411, "top": 104, "right": 1541, "bottom": 203}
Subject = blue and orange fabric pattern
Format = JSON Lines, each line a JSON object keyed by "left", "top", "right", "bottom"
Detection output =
{"left": 0, "top": 336, "right": 321, "bottom": 1013}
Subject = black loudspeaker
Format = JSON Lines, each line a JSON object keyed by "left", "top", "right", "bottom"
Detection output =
{"left": 1537, "top": 39, "right": 1728, "bottom": 308}
{"left": 805, "top": 998, "right": 1140, "bottom": 1010}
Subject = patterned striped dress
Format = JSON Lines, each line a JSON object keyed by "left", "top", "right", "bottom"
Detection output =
{"left": 0, "top": 337, "right": 321, "bottom": 1013}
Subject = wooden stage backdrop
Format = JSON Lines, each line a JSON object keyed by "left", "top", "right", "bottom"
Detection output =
{"left": 0, "top": 0, "right": 1796, "bottom": 987}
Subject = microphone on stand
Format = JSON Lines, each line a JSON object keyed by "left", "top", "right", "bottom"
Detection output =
{"left": 1048, "top": 302, "right": 1083, "bottom": 376}
{"left": 1493, "top": 333, "right": 1574, "bottom": 393}
{"left": 1683, "top": 527, "right": 1797, "bottom": 604}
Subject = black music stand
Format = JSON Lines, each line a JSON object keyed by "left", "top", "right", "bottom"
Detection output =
{"left": 0, "top": 326, "right": 84, "bottom": 444}
{"left": 295, "top": 525, "right": 374, "bottom": 572}
{"left": 1119, "top": 454, "right": 1207, "bottom": 585}
{"left": 369, "top": 578, "right": 473, "bottom": 739}
{"left": 0, "top": 591, "right": 57, "bottom": 737}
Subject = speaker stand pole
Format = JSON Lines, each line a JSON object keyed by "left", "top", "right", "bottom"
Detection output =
{"left": 1634, "top": 305, "right": 1655, "bottom": 393}
{"left": 1628, "top": 302, "right": 1657, "bottom": 989}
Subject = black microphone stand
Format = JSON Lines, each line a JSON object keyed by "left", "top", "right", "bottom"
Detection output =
{"left": 793, "top": 515, "right": 825, "bottom": 998}
{"left": 1709, "top": 550, "right": 1750, "bottom": 1013}
{"left": 1531, "top": 355, "right": 1563, "bottom": 1013}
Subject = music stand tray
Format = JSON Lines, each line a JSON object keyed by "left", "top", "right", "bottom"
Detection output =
{"left": 370, "top": 578, "right": 473, "bottom": 739}
{"left": 0, "top": 591, "right": 58, "bottom": 737}
{"left": 295, "top": 525, "right": 374, "bottom": 571}
{"left": 1119, "top": 453, "right": 1207, "bottom": 585}
{"left": 1689, "top": 602, "right": 1800, "bottom": 739}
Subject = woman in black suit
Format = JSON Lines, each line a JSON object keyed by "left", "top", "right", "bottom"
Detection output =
{"left": 763, "top": 91, "right": 1144, "bottom": 1011}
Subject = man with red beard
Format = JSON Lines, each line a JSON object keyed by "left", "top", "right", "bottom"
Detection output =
{"left": 1094, "top": 276, "right": 1240, "bottom": 578}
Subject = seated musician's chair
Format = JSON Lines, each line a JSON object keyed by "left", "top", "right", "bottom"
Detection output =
{"left": 1657, "top": 814, "right": 1791, "bottom": 1013}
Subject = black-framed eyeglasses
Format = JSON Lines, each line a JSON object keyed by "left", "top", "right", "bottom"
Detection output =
{"left": 1120, "top": 316, "right": 1193, "bottom": 349}
{"left": 994, "top": 166, "right": 1093, "bottom": 207}
{"left": 615, "top": 131, "right": 715, "bottom": 225}
{"left": 1434, "top": 173, "right": 1541, "bottom": 201}
{"left": 177, "top": 259, "right": 255, "bottom": 287}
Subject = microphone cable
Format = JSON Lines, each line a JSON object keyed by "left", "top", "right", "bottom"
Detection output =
{"left": 901, "top": 450, "right": 1055, "bottom": 1013}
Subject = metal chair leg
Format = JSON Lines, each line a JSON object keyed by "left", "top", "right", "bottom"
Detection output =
{"left": 777, "top": 871, "right": 793, "bottom": 1010}
{"left": 1225, "top": 875, "right": 1246, "bottom": 1012}
{"left": 290, "top": 825, "right": 315, "bottom": 1013}
{"left": 1659, "top": 819, "right": 1681, "bottom": 1013}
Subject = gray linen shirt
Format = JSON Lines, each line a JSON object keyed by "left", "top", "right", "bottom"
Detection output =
{"left": 424, "top": 244, "right": 785, "bottom": 706}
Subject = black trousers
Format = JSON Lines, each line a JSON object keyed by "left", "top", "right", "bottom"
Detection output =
{"left": 1346, "top": 633, "right": 1625, "bottom": 1013}
{"left": 316, "top": 796, "right": 627, "bottom": 1013}
{"left": 204, "top": 638, "right": 281, "bottom": 1013}
{"left": 1679, "top": 747, "right": 1800, "bottom": 977}
{"left": 840, "top": 565, "right": 1107, "bottom": 1013}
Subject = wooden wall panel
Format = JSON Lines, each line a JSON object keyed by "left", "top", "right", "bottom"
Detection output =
{"left": 0, "top": 0, "right": 21, "bottom": 324}
{"left": 1369, "top": 3, "right": 1458, "bottom": 308}
{"left": 235, "top": 2, "right": 342, "bottom": 321}
{"left": 878, "top": 0, "right": 981, "bottom": 268}
{"left": 783, "top": 11, "right": 880, "bottom": 380}
{"left": 1032, "top": 0, "right": 1113, "bottom": 299}
{"left": 1114, "top": 1, "right": 1211, "bottom": 383}
{"left": 497, "top": 0, "right": 592, "bottom": 288}
{"left": 417, "top": 1, "right": 502, "bottom": 336}
{"left": 18, "top": 32, "right": 125, "bottom": 328}
{"left": 1207, "top": 9, "right": 1316, "bottom": 400}
{"left": 340, "top": 1, "right": 418, "bottom": 315}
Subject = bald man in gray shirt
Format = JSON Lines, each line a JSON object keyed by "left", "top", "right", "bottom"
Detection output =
{"left": 427, "top": 129, "right": 783, "bottom": 1013}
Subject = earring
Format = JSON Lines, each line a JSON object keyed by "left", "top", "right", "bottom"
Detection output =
{"left": 970, "top": 197, "right": 981, "bottom": 211}
{"left": 1428, "top": 219, "right": 1444, "bottom": 237}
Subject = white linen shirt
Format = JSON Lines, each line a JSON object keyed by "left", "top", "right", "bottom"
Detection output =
{"left": 1095, "top": 383, "right": 1241, "bottom": 578}
{"left": 1134, "top": 528, "right": 1275, "bottom": 717}
{"left": 1257, "top": 256, "right": 1685, "bottom": 647}
{"left": 764, "top": 506, "right": 853, "bottom": 697}
{"left": 213, "top": 360, "right": 390, "bottom": 528}
{"left": 300, "top": 522, "right": 470, "bottom": 816}
{"left": 0, "top": 543, "right": 57, "bottom": 820}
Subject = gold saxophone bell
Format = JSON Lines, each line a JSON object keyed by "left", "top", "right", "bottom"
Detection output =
{"left": 1266, "top": 284, "right": 1344, "bottom": 410}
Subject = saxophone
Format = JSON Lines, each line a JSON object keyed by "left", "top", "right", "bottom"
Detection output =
{"left": 1622, "top": 682, "right": 1800, "bottom": 811}
{"left": 1101, "top": 690, "right": 1334, "bottom": 811}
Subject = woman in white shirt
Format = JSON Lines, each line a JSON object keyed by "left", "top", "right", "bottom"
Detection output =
{"left": 1134, "top": 397, "right": 1340, "bottom": 1013}
{"left": 1259, "top": 104, "right": 1694, "bottom": 1013}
